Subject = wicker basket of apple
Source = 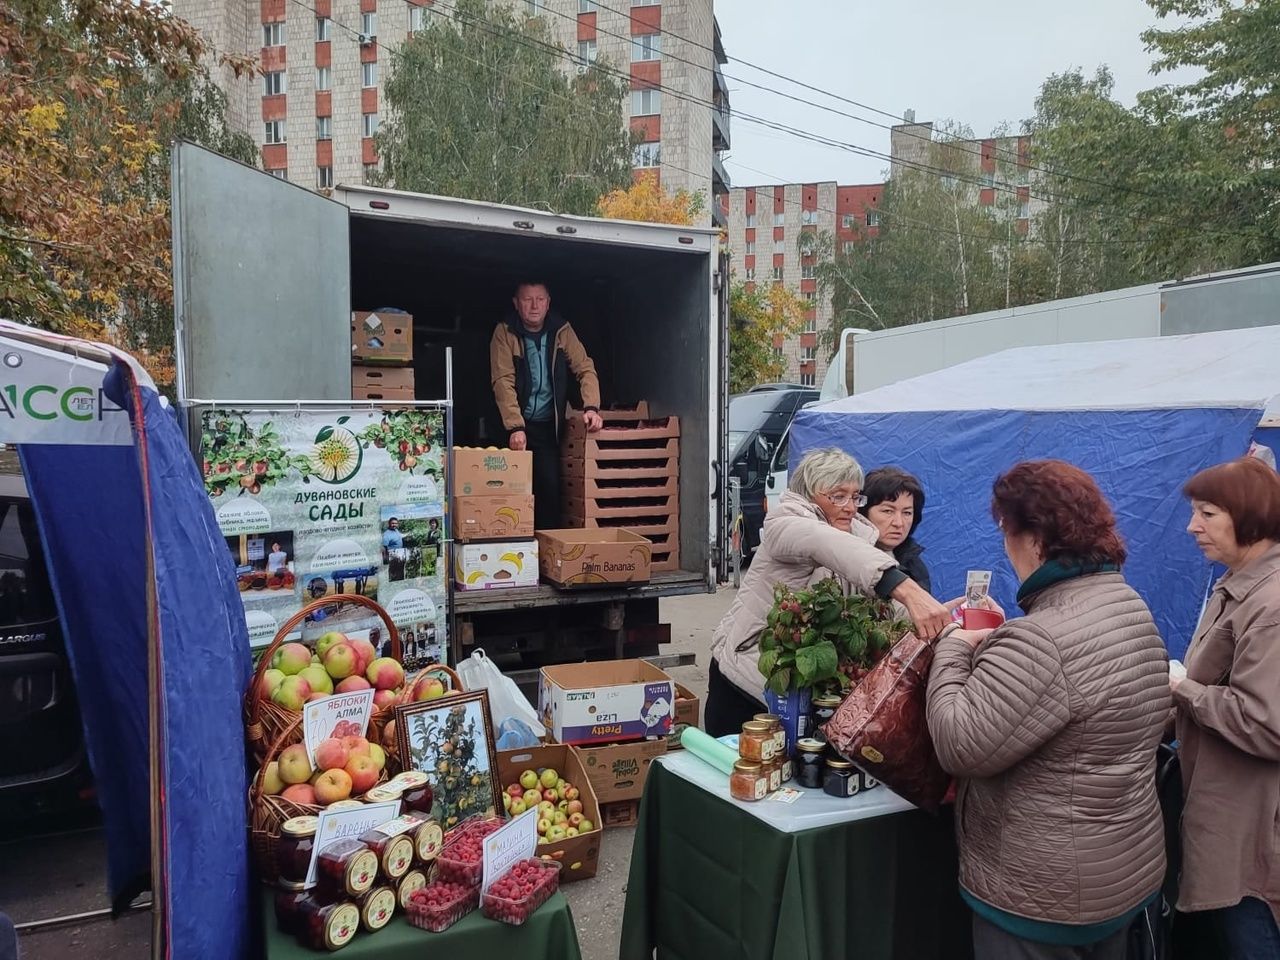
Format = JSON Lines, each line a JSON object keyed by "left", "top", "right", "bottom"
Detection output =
{"left": 245, "top": 595, "right": 408, "bottom": 764}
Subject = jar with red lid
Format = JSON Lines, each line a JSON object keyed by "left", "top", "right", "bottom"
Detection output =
{"left": 358, "top": 886, "right": 396, "bottom": 932}
{"left": 276, "top": 816, "right": 318, "bottom": 887}
{"left": 274, "top": 889, "right": 317, "bottom": 937}
{"left": 316, "top": 838, "right": 378, "bottom": 899}
{"left": 397, "top": 869, "right": 427, "bottom": 911}
{"left": 359, "top": 820, "right": 417, "bottom": 881}
{"left": 393, "top": 771, "right": 435, "bottom": 816}
{"left": 297, "top": 898, "right": 360, "bottom": 951}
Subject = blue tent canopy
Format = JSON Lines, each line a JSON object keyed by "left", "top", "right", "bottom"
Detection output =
{"left": 792, "top": 327, "right": 1280, "bottom": 658}
{"left": 1, "top": 321, "right": 252, "bottom": 958}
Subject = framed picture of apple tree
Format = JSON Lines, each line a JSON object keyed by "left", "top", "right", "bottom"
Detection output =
{"left": 394, "top": 690, "right": 501, "bottom": 829}
{"left": 189, "top": 402, "right": 452, "bottom": 660}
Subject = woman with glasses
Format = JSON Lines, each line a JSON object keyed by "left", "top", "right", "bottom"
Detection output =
{"left": 706, "top": 448, "right": 949, "bottom": 736}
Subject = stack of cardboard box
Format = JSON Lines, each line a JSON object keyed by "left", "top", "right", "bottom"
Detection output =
{"left": 452, "top": 448, "right": 538, "bottom": 590}
{"left": 559, "top": 403, "right": 681, "bottom": 573}
{"left": 351, "top": 309, "right": 414, "bottom": 400}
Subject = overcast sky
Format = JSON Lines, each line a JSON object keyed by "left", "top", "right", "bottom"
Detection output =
{"left": 715, "top": 0, "right": 1197, "bottom": 187}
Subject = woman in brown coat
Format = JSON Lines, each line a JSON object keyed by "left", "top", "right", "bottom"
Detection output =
{"left": 1176, "top": 456, "right": 1280, "bottom": 958}
{"left": 927, "top": 460, "right": 1171, "bottom": 959}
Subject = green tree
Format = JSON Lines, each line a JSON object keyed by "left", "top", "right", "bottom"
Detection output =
{"left": 377, "top": 0, "right": 634, "bottom": 215}
{"left": 729, "top": 281, "right": 806, "bottom": 393}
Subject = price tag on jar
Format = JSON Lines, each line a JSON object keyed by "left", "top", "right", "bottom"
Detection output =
{"left": 306, "top": 799, "right": 401, "bottom": 887}
{"left": 303, "top": 689, "right": 375, "bottom": 766}
{"left": 480, "top": 808, "right": 539, "bottom": 895}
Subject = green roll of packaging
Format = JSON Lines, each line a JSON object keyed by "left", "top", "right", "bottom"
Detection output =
{"left": 681, "top": 727, "right": 739, "bottom": 776}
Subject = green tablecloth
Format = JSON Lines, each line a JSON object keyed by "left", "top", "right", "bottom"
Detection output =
{"left": 262, "top": 888, "right": 582, "bottom": 959}
{"left": 619, "top": 762, "right": 973, "bottom": 960}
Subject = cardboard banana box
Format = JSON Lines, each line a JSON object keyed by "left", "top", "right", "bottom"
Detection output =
{"left": 536, "top": 529, "right": 652, "bottom": 588}
{"left": 453, "top": 539, "right": 539, "bottom": 590}
{"left": 453, "top": 494, "right": 535, "bottom": 542}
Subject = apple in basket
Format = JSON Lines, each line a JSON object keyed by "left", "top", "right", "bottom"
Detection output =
{"left": 272, "top": 675, "right": 312, "bottom": 712}
{"left": 278, "top": 744, "right": 314, "bottom": 785}
{"left": 367, "top": 743, "right": 386, "bottom": 773}
{"left": 345, "top": 755, "right": 379, "bottom": 794}
{"left": 323, "top": 642, "right": 359, "bottom": 680}
{"left": 274, "top": 643, "right": 312, "bottom": 676}
{"left": 349, "top": 638, "right": 377, "bottom": 677}
{"left": 342, "top": 735, "right": 371, "bottom": 759}
{"left": 372, "top": 688, "right": 399, "bottom": 711}
{"left": 315, "top": 738, "right": 350, "bottom": 772}
{"left": 314, "top": 768, "right": 353, "bottom": 805}
{"left": 335, "top": 676, "right": 371, "bottom": 694}
{"left": 258, "top": 669, "right": 285, "bottom": 699}
{"left": 299, "top": 664, "right": 334, "bottom": 696}
{"left": 315, "top": 631, "right": 349, "bottom": 661}
{"left": 412, "top": 676, "right": 446, "bottom": 701}
{"left": 261, "top": 761, "right": 284, "bottom": 796}
{"left": 281, "top": 783, "right": 316, "bottom": 805}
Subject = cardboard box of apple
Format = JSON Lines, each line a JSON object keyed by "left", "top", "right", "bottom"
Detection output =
{"left": 501, "top": 768, "right": 596, "bottom": 842}
{"left": 255, "top": 631, "right": 408, "bottom": 712}
{"left": 260, "top": 733, "right": 390, "bottom": 807}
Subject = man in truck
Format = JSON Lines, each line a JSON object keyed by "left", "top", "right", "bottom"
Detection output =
{"left": 490, "top": 281, "right": 602, "bottom": 529}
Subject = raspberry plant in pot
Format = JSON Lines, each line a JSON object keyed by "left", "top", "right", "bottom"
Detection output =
{"left": 758, "top": 578, "right": 911, "bottom": 696}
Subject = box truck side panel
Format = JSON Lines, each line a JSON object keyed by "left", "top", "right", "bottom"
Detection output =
{"left": 1161, "top": 266, "right": 1280, "bottom": 335}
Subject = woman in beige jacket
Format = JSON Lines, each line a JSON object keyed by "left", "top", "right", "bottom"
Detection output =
{"left": 1176, "top": 456, "right": 1280, "bottom": 958}
{"left": 706, "top": 448, "right": 947, "bottom": 736}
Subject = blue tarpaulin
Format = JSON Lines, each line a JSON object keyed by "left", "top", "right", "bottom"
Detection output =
{"left": 3, "top": 322, "right": 252, "bottom": 959}
{"left": 791, "top": 327, "right": 1280, "bottom": 658}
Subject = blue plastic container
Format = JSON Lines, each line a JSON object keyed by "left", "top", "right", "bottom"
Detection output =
{"left": 764, "top": 687, "right": 812, "bottom": 755}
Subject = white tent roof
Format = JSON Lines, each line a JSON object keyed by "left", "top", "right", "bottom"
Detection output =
{"left": 820, "top": 326, "right": 1280, "bottom": 421}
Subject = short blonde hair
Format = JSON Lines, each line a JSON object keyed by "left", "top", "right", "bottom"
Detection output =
{"left": 789, "top": 448, "right": 864, "bottom": 501}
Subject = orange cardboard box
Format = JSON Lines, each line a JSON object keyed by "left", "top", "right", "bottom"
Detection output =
{"left": 351, "top": 310, "right": 413, "bottom": 364}
{"left": 536, "top": 528, "right": 652, "bottom": 588}
{"left": 495, "top": 744, "right": 603, "bottom": 882}
{"left": 352, "top": 364, "right": 414, "bottom": 401}
{"left": 454, "top": 448, "right": 533, "bottom": 496}
{"left": 452, "top": 494, "right": 535, "bottom": 542}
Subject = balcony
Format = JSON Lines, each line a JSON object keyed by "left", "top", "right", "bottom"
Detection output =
{"left": 713, "top": 68, "right": 731, "bottom": 151}
{"left": 712, "top": 153, "right": 730, "bottom": 197}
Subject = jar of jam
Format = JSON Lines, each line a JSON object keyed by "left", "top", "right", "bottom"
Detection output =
{"left": 780, "top": 755, "right": 794, "bottom": 784}
{"left": 794, "top": 738, "right": 826, "bottom": 789}
{"left": 397, "top": 869, "right": 427, "bottom": 911}
{"left": 358, "top": 886, "right": 396, "bottom": 932}
{"left": 823, "top": 757, "right": 862, "bottom": 798}
{"left": 413, "top": 818, "right": 443, "bottom": 864}
{"left": 297, "top": 898, "right": 360, "bottom": 951}
{"left": 739, "top": 721, "right": 776, "bottom": 762}
{"left": 729, "top": 759, "right": 768, "bottom": 802}
{"left": 362, "top": 784, "right": 404, "bottom": 805}
{"left": 393, "top": 771, "right": 435, "bottom": 816}
{"left": 359, "top": 820, "right": 417, "bottom": 881}
{"left": 326, "top": 800, "right": 366, "bottom": 813}
{"left": 276, "top": 816, "right": 319, "bottom": 887}
{"left": 316, "top": 838, "right": 378, "bottom": 899}
{"left": 810, "top": 694, "right": 843, "bottom": 742}
{"left": 274, "top": 889, "right": 317, "bottom": 937}
{"left": 753, "top": 713, "right": 786, "bottom": 758}
{"left": 761, "top": 758, "right": 782, "bottom": 793}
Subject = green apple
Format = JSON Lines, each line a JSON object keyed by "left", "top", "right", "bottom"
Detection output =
{"left": 537, "top": 817, "right": 551, "bottom": 836}
{"left": 299, "top": 664, "right": 333, "bottom": 697}
{"left": 565, "top": 827, "right": 579, "bottom": 838}
{"left": 552, "top": 811, "right": 568, "bottom": 826}
{"left": 315, "top": 631, "right": 348, "bottom": 660}
{"left": 539, "top": 768, "right": 559, "bottom": 789}
{"left": 272, "top": 675, "right": 312, "bottom": 711}
{"left": 510, "top": 798, "right": 527, "bottom": 816}
{"left": 546, "top": 824, "right": 567, "bottom": 842}
{"left": 273, "top": 642, "right": 312, "bottom": 676}
{"left": 578, "top": 819, "right": 594, "bottom": 832}
{"left": 519, "top": 769, "right": 539, "bottom": 791}
{"left": 261, "top": 761, "right": 284, "bottom": 795}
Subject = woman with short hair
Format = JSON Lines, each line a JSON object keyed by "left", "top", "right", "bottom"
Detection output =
{"left": 705, "top": 448, "right": 947, "bottom": 736}
{"left": 927, "top": 459, "right": 1170, "bottom": 959}
{"left": 1175, "top": 456, "right": 1280, "bottom": 958}
{"left": 859, "top": 466, "right": 931, "bottom": 594}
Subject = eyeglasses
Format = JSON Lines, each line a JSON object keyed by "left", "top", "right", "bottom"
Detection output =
{"left": 820, "top": 491, "right": 867, "bottom": 508}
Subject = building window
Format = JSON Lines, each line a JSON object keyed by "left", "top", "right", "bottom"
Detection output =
{"left": 361, "top": 12, "right": 377, "bottom": 35}
{"left": 362, "top": 61, "right": 378, "bottom": 87}
{"left": 773, "top": 211, "right": 784, "bottom": 226}
{"left": 632, "top": 33, "right": 662, "bottom": 62}
{"left": 744, "top": 267, "right": 755, "bottom": 281}
{"left": 363, "top": 112, "right": 379, "bottom": 137}
{"left": 318, "top": 166, "right": 333, "bottom": 189}
{"left": 981, "top": 170, "right": 995, "bottom": 188}
{"left": 773, "top": 345, "right": 784, "bottom": 359}
{"left": 578, "top": 0, "right": 596, "bottom": 10}
{"left": 1016, "top": 167, "right": 1030, "bottom": 187}
{"left": 745, "top": 213, "right": 756, "bottom": 227}
{"left": 800, "top": 372, "right": 815, "bottom": 387}
{"left": 364, "top": 163, "right": 378, "bottom": 184}
{"left": 802, "top": 346, "right": 817, "bottom": 360}
{"left": 316, "top": 116, "right": 332, "bottom": 140}
{"left": 316, "top": 66, "right": 331, "bottom": 90}
{"left": 264, "top": 119, "right": 286, "bottom": 144}
{"left": 1018, "top": 201, "right": 1030, "bottom": 219}
{"left": 264, "top": 71, "right": 286, "bottom": 96}
{"left": 263, "top": 21, "right": 285, "bottom": 47}
{"left": 632, "top": 141, "right": 660, "bottom": 168}
{"left": 802, "top": 291, "right": 816, "bottom": 303}
{"left": 744, "top": 240, "right": 755, "bottom": 255}
{"left": 804, "top": 315, "right": 817, "bottom": 333}
{"left": 630, "top": 88, "right": 661, "bottom": 116}
{"left": 773, "top": 238, "right": 785, "bottom": 253}
{"left": 867, "top": 210, "right": 880, "bottom": 227}
{"left": 633, "top": 0, "right": 661, "bottom": 5}
{"left": 801, "top": 208, "right": 817, "bottom": 225}
{"left": 771, "top": 265, "right": 783, "bottom": 282}
{"left": 842, "top": 241, "right": 856, "bottom": 254}
{"left": 269, "top": 168, "right": 287, "bottom": 179}
{"left": 576, "top": 39, "right": 597, "bottom": 65}
{"left": 409, "top": 4, "right": 427, "bottom": 31}
{"left": 841, "top": 213, "right": 854, "bottom": 229}
{"left": 801, "top": 263, "right": 816, "bottom": 280}
{"left": 316, "top": 16, "right": 330, "bottom": 40}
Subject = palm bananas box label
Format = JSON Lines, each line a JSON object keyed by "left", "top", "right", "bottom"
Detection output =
{"left": 535, "top": 529, "right": 652, "bottom": 588}
{"left": 453, "top": 495, "right": 534, "bottom": 542}
{"left": 453, "top": 539, "right": 539, "bottom": 590}
{"left": 539, "top": 659, "right": 675, "bottom": 746}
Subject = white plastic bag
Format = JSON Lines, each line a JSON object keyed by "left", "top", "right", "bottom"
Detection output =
{"left": 457, "top": 648, "right": 546, "bottom": 738}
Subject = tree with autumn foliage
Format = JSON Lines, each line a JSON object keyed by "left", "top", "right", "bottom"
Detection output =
{"left": 0, "top": 0, "right": 256, "bottom": 385}
{"left": 729, "top": 281, "right": 808, "bottom": 393}
{"left": 596, "top": 175, "right": 706, "bottom": 226}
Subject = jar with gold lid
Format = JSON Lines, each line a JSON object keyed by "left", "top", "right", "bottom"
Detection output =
{"left": 794, "top": 738, "right": 826, "bottom": 789}
{"left": 276, "top": 816, "right": 318, "bottom": 887}
{"left": 739, "top": 721, "right": 776, "bottom": 762}
{"left": 752, "top": 713, "right": 786, "bottom": 758}
{"left": 729, "top": 759, "right": 768, "bottom": 802}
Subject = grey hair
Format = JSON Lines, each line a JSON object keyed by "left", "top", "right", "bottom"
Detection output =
{"left": 789, "top": 448, "right": 864, "bottom": 501}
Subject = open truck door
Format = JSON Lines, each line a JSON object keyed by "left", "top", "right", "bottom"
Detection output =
{"left": 714, "top": 248, "right": 731, "bottom": 582}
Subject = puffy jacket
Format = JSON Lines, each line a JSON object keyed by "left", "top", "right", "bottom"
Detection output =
{"left": 711, "top": 491, "right": 899, "bottom": 703}
{"left": 926, "top": 570, "right": 1170, "bottom": 925}
{"left": 489, "top": 311, "right": 600, "bottom": 439}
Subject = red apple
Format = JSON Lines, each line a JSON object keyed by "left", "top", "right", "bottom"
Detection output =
{"left": 315, "top": 631, "right": 349, "bottom": 660}
{"left": 568, "top": 812, "right": 584, "bottom": 828}
{"left": 507, "top": 783, "right": 525, "bottom": 799}
{"left": 315, "top": 737, "right": 349, "bottom": 772}
{"left": 322, "top": 642, "right": 359, "bottom": 680}
{"left": 342, "top": 735, "right": 371, "bottom": 759}
{"left": 305, "top": 692, "right": 328, "bottom": 702}
{"left": 335, "top": 675, "right": 371, "bottom": 694}
{"left": 345, "top": 754, "right": 379, "bottom": 794}
{"left": 271, "top": 675, "right": 312, "bottom": 712}
{"left": 372, "top": 688, "right": 399, "bottom": 711}
{"left": 273, "top": 642, "right": 312, "bottom": 676}
{"left": 278, "top": 743, "right": 313, "bottom": 785}
{"left": 542, "top": 788, "right": 559, "bottom": 803}
{"left": 280, "top": 783, "right": 317, "bottom": 805}
{"left": 563, "top": 786, "right": 580, "bottom": 802}
{"left": 366, "top": 657, "right": 405, "bottom": 691}
{"left": 412, "top": 676, "right": 446, "bottom": 701}
{"left": 258, "top": 668, "right": 285, "bottom": 699}
{"left": 566, "top": 799, "right": 584, "bottom": 816}
{"left": 349, "top": 638, "right": 377, "bottom": 676}
{"left": 314, "top": 768, "right": 353, "bottom": 805}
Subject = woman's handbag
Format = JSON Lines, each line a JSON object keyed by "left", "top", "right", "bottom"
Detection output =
{"left": 819, "top": 631, "right": 952, "bottom": 812}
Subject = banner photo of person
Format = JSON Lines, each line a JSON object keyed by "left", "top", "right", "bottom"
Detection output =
{"left": 195, "top": 405, "right": 451, "bottom": 665}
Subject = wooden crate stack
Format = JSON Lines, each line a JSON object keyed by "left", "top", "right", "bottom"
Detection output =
{"left": 560, "top": 403, "right": 681, "bottom": 572}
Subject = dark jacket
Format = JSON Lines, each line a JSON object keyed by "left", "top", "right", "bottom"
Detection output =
{"left": 893, "top": 537, "right": 931, "bottom": 594}
{"left": 489, "top": 310, "right": 599, "bottom": 440}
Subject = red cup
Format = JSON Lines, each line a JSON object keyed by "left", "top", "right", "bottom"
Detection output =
{"left": 961, "top": 607, "right": 1005, "bottom": 630}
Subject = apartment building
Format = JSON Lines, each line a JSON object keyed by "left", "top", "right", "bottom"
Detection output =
{"left": 175, "top": 0, "right": 730, "bottom": 221}
{"left": 724, "top": 181, "right": 883, "bottom": 386}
